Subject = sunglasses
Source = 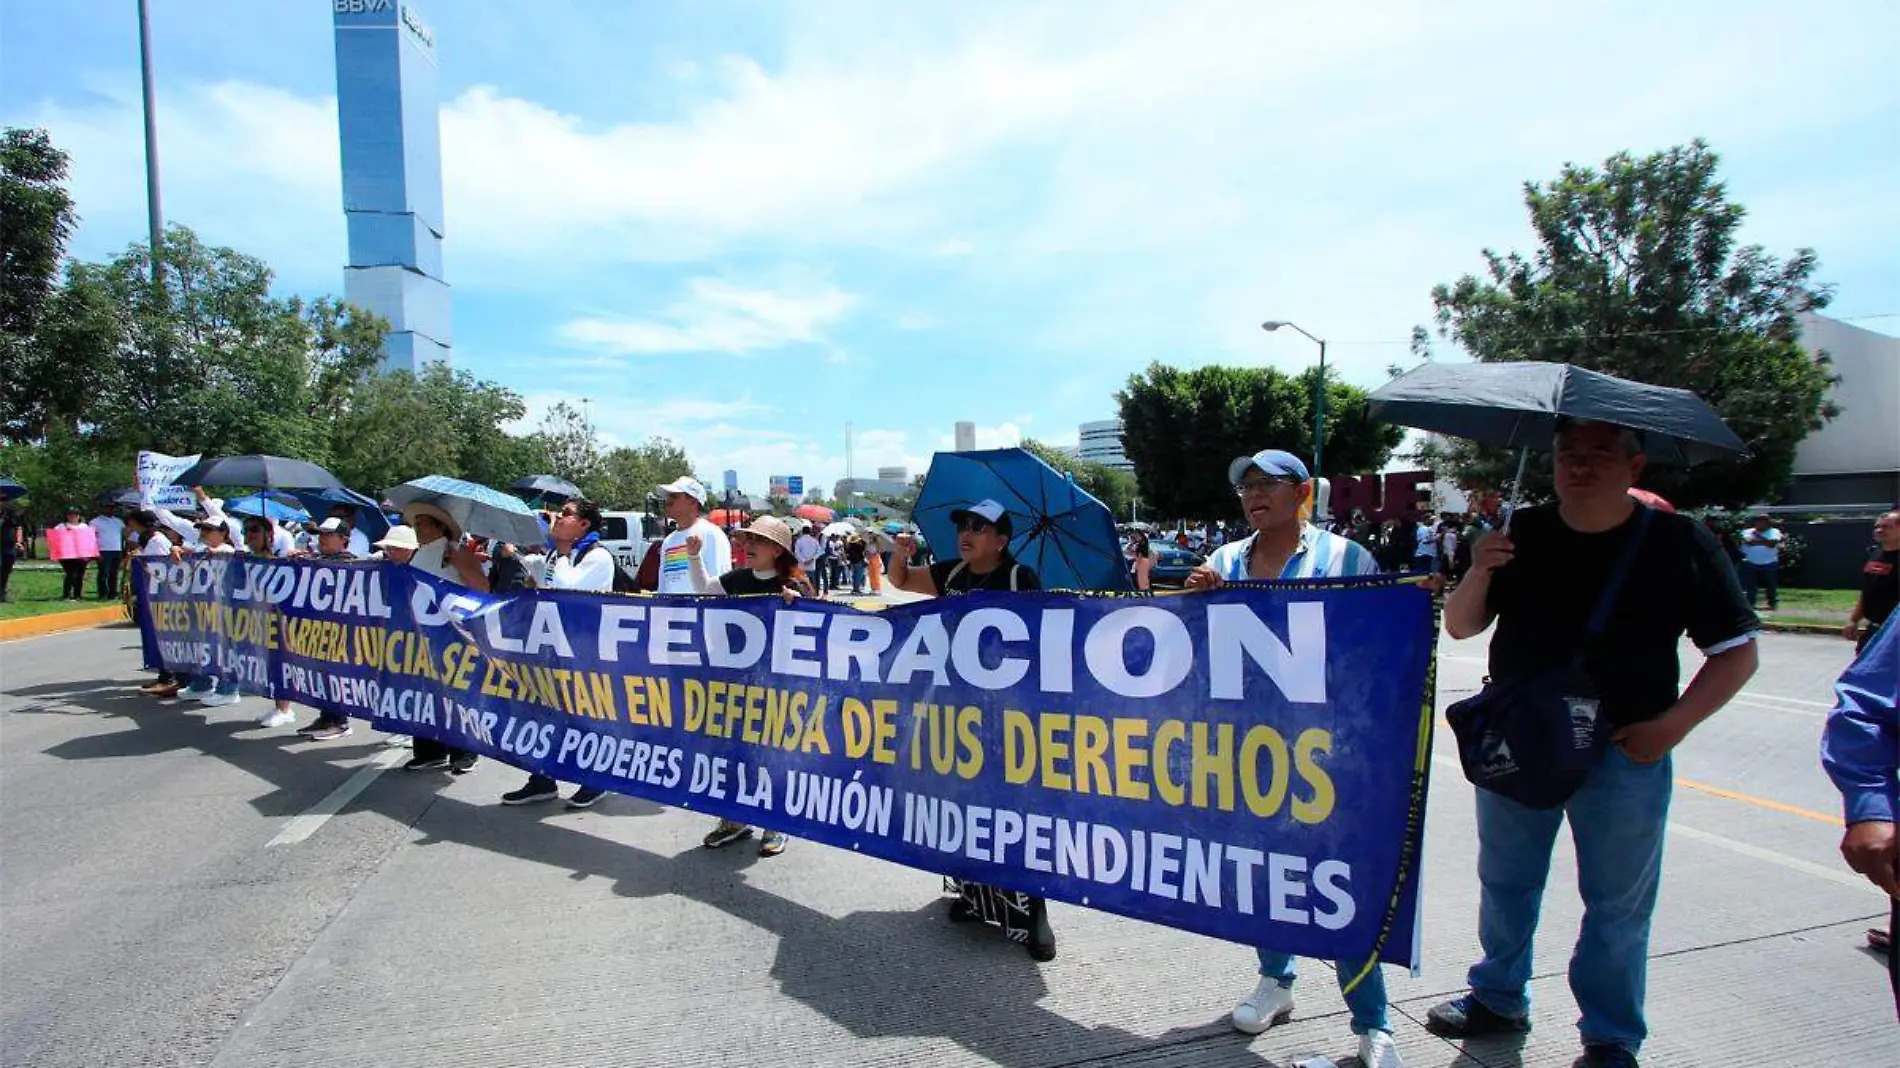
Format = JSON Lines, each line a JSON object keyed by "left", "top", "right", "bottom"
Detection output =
{"left": 1234, "top": 475, "right": 1303, "bottom": 496}
{"left": 956, "top": 517, "right": 996, "bottom": 534}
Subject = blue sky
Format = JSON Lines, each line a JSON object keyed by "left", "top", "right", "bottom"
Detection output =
{"left": 5, "top": 0, "right": 1897, "bottom": 497}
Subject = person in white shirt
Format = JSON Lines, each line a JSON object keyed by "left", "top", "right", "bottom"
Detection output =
{"left": 131, "top": 509, "right": 186, "bottom": 697}
{"left": 89, "top": 506, "right": 128, "bottom": 601}
{"left": 1185, "top": 447, "right": 1401, "bottom": 1068}
{"left": 1739, "top": 513, "right": 1783, "bottom": 611}
{"left": 793, "top": 526, "right": 822, "bottom": 594}
{"left": 323, "top": 504, "right": 373, "bottom": 559}
{"left": 176, "top": 519, "right": 244, "bottom": 708}
{"left": 1414, "top": 517, "right": 1439, "bottom": 574}
{"left": 500, "top": 499, "right": 619, "bottom": 808}
{"left": 382, "top": 503, "right": 485, "bottom": 765}
{"left": 654, "top": 477, "right": 731, "bottom": 595}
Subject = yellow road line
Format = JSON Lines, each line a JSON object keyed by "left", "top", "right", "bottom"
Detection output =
{"left": 1433, "top": 718, "right": 1843, "bottom": 826}
{"left": 1673, "top": 778, "right": 1842, "bottom": 827}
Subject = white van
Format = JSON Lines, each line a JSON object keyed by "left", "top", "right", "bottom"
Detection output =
{"left": 597, "top": 511, "right": 665, "bottom": 578}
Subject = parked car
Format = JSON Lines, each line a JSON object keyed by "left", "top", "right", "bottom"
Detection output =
{"left": 1147, "top": 542, "right": 1204, "bottom": 588}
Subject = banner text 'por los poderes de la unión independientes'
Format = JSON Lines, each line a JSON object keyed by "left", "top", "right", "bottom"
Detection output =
{"left": 135, "top": 557, "right": 1437, "bottom": 965}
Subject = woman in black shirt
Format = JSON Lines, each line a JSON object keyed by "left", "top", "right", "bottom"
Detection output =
{"left": 887, "top": 500, "right": 1055, "bottom": 961}
{"left": 688, "top": 516, "right": 812, "bottom": 855}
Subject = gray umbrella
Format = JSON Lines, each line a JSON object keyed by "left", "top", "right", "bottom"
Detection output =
{"left": 1368, "top": 361, "right": 1748, "bottom": 466}
{"left": 1369, "top": 361, "right": 1748, "bottom": 532}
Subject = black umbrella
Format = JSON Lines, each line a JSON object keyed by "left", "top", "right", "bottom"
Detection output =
{"left": 509, "top": 474, "right": 584, "bottom": 505}
{"left": 1369, "top": 361, "right": 1748, "bottom": 531}
{"left": 1368, "top": 361, "right": 1748, "bottom": 466}
{"left": 173, "top": 455, "right": 345, "bottom": 491}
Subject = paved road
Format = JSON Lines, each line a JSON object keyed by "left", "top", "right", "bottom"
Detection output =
{"left": 2, "top": 621, "right": 1893, "bottom": 1068}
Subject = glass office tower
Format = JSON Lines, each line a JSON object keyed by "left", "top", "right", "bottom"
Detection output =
{"left": 333, "top": 0, "right": 450, "bottom": 370}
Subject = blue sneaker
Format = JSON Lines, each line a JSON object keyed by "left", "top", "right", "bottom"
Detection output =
{"left": 1425, "top": 993, "right": 1531, "bottom": 1037}
{"left": 181, "top": 679, "right": 216, "bottom": 701}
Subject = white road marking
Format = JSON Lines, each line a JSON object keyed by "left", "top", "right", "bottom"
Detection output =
{"left": 267, "top": 749, "right": 404, "bottom": 848}
{"left": 1430, "top": 757, "right": 1881, "bottom": 897}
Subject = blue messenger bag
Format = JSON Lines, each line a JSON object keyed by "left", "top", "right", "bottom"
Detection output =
{"left": 1447, "top": 506, "right": 1653, "bottom": 809}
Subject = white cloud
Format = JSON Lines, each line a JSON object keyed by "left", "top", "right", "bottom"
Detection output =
{"left": 560, "top": 278, "right": 858, "bottom": 356}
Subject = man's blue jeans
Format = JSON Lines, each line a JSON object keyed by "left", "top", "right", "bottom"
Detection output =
{"left": 1468, "top": 746, "right": 1672, "bottom": 1051}
{"left": 1256, "top": 949, "right": 1389, "bottom": 1034}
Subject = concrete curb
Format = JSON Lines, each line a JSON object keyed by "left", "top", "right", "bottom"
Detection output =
{"left": 0, "top": 605, "right": 130, "bottom": 642}
{"left": 1759, "top": 620, "right": 1850, "bottom": 636}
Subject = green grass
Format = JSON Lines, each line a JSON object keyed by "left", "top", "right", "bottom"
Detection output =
{"left": 1763, "top": 587, "right": 1857, "bottom": 627}
{"left": 0, "top": 564, "right": 125, "bottom": 622}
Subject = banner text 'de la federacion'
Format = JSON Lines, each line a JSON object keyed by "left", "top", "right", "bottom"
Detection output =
{"left": 137, "top": 556, "right": 1434, "bottom": 964}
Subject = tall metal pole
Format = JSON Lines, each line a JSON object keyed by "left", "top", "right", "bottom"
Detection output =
{"left": 1313, "top": 338, "right": 1327, "bottom": 478}
{"left": 137, "top": 0, "right": 164, "bottom": 285}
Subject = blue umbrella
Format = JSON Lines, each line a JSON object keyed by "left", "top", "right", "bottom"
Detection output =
{"left": 286, "top": 486, "right": 391, "bottom": 542}
{"left": 912, "top": 448, "right": 1132, "bottom": 592}
{"left": 384, "top": 475, "right": 545, "bottom": 546}
{"left": 225, "top": 492, "right": 310, "bottom": 524}
{"left": 0, "top": 477, "right": 26, "bottom": 502}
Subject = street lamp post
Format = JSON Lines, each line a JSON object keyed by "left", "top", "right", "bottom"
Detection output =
{"left": 1261, "top": 320, "right": 1327, "bottom": 478}
{"left": 137, "top": 0, "right": 165, "bottom": 285}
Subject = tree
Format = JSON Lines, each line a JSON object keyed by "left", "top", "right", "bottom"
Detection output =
{"left": 1117, "top": 363, "right": 1403, "bottom": 520}
{"left": 329, "top": 364, "right": 542, "bottom": 495}
{"left": 1020, "top": 439, "right": 1139, "bottom": 520}
{"left": 1424, "top": 140, "right": 1837, "bottom": 508}
{"left": 0, "top": 129, "right": 75, "bottom": 344}
{"left": 532, "top": 402, "right": 601, "bottom": 484}
{"left": 0, "top": 128, "right": 88, "bottom": 442}
{"left": 0, "top": 424, "right": 132, "bottom": 525}
{"left": 583, "top": 439, "right": 693, "bottom": 510}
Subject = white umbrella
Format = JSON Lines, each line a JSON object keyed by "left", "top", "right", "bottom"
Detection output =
{"left": 820, "top": 521, "right": 858, "bottom": 538}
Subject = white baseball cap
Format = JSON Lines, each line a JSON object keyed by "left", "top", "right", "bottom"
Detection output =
{"left": 374, "top": 525, "right": 419, "bottom": 551}
{"left": 316, "top": 517, "right": 350, "bottom": 535}
{"left": 656, "top": 476, "right": 708, "bottom": 505}
{"left": 949, "top": 499, "right": 1012, "bottom": 536}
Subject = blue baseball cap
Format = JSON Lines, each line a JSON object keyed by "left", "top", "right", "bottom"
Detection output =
{"left": 1227, "top": 449, "right": 1311, "bottom": 486}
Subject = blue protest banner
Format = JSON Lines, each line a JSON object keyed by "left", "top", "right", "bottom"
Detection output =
{"left": 133, "top": 557, "right": 1437, "bottom": 965}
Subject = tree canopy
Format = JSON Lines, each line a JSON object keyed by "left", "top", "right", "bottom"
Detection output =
{"left": 1422, "top": 140, "right": 1837, "bottom": 508}
{"left": 1116, "top": 363, "right": 1402, "bottom": 521}
{"left": 1019, "top": 439, "right": 1139, "bottom": 521}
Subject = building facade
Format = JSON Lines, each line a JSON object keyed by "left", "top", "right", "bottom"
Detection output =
{"left": 1077, "top": 418, "right": 1134, "bottom": 473}
{"left": 876, "top": 466, "right": 909, "bottom": 482}
{"left": 1785, "top": 313, "right": 1900, "bottom": 507}
{"left": 954, "top": 422, "right": 976, "bottom": 452}
{"left": 333, "top": 0, "right": 451, "bottom": 371}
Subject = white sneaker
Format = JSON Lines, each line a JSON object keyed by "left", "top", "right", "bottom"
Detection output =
{"left": 257, "top": 707, "right": 296, "bottom": 728}
{"left": 182, "top": 681, "right": 215, "bottom": 701}
{"left": 1231, "top": 976, "right": 1295, "bottom": 1034}
{"left": 1358, "top": 1029, "right": 1405, "bottom": 1068}
{"left": 200, "top": 691, "right": 241, "bottom": 708}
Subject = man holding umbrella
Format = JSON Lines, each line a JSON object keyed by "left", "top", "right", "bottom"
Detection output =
{"left": 1182, "top": 449, "right": 1400, "bottom": 1068}
{"left": 1427, "top": 419, "right": 1759, "bottom": 1067}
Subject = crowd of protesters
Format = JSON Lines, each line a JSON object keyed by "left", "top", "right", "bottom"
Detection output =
{"left": 22, "top": 427, "right": 1892, "bottom": 1068}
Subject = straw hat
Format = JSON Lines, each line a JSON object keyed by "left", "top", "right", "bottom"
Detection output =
{"left": 401, "top": 502, "right": 461, "bottom": 540}
{"left": 736, "top": 515, "right": 795, "bottom": 555}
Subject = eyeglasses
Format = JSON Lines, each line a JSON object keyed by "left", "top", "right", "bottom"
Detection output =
{"left": 955, "top": 517, "right": 995, "bottom": 534}
{"left": 1234, "top": 475, "right": 1303, "bottom": 496}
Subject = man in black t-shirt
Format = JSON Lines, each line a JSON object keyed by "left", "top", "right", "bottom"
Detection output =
{"left": 1426, "top": 420, "right": 1760, "bottom": 1068}
{"left": 1847, "top": 508, "right": 1900, "bottom": 653}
